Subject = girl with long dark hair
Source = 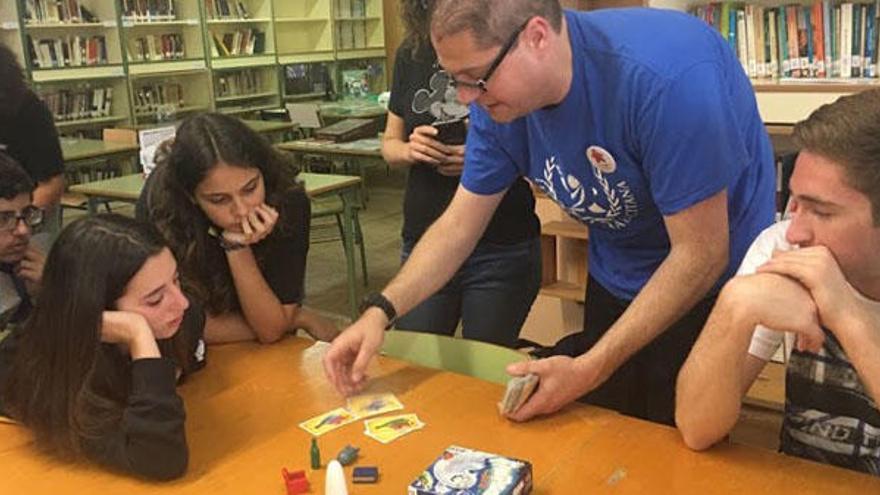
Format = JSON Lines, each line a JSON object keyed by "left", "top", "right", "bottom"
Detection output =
{"left": 1, "top": 214, "right": 207, "bottom": 480}
{"left": 138, "top": 112, "right": 338, "bottom": 344}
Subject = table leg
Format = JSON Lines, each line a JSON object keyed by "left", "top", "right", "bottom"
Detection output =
{"left": 87, "top": 197, "right": 100, "bottom": 215}
{"left": 340, "top": 187, "right": 360, "bottom": 319}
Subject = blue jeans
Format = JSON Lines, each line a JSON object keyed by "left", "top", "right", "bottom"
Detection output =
{"left": 395, "top": 237, "right": 541, "bottom": 348}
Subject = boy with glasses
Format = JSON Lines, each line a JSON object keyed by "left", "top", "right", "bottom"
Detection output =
{"left": 324, "top": 1, "right": 774, "bottom": 426}
{"left": 0, "top": 153, "right": 45, "bottom": 333}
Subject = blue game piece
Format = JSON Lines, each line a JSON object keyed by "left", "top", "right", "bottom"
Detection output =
{"left": 352, "top": 466, "right": 379, "bottom": 483}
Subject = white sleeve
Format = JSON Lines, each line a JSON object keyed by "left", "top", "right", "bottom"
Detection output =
{"left": 734, "top": 221, "right": 790, "bottom": 361}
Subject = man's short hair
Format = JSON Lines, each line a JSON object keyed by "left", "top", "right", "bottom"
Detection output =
{"left": 793, "top": 88, "right": 880, "bottom": 225}
{"left": 430, "top": 0, "right": 563, "bottom": 49}
{"left": 0, "top": 152, "right": 34, "bottom": 201}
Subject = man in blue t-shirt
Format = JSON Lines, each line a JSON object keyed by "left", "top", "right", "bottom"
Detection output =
{"left": 324, "top": 0, "right": 775, "bottom": 425}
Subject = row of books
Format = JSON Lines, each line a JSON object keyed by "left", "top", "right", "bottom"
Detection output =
{"left": 693, "top": 1, "right": 880, "bottom": 79}
{"left": 284, "top": 63, "right": 331, "bottom": 96}
{"left": 336, "top": 0, "right": 368, "bottom": 18}
{"left": 27, "top": 35, "right": 108, "bottom": 68}
{"left": 128, "top": 34, "right": 185, "bottom": 62}
{"left": 38, "top": 85, "right": 113, "bottom": 122}
{"left": 204, "top": 0, "right": 250, "bottom": 20}
{"left": 121, "top": 0, "right": 177, "bottom": 21}
{"left": 336, "top": 22, "right": 370, "bottom": 50}
{"left": 215, "top": 68, "right": 264, "bottom": 97}
{"left": 210, "top": 29, "right": 266, "bottom": 56}
{"left": 24, "top": 0, "right": 99, "bottom": 24}
{"left": 134, "top": 82, "right": 184, "bottom": 114}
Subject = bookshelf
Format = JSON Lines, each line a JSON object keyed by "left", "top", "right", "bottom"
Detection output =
{"left": 3, "top": 0, "right": 389, "bottom": 134}
{"left": 520, "top": 190, "right": 590, "bottom": 344}
{"left": 0, "top": 2, "right": 24, "bottom": 67}
{"left": 332, "top": 0, "right": 386, "bottom": 101}
{"left": 273, "top": 0, "right": 333, "bottom": 64}
{"left": 212, "top": 65, "right": 279, "bottom": 116}
{"left": 120, "top": 0, "right": 209, "bottom": 126}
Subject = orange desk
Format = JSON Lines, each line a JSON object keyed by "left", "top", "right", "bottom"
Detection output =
{"left": 1, "top": 338, "right": 876, "bottom": 494}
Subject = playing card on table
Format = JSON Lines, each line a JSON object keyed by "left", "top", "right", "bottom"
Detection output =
{"left": 346, "top": 393, "right": 404, "bottom": 419}
{"left": 499, "top": 374, "right": 539, "bottom": 415}
{"left": 299, "top": 407, "right": 357, "bottom": 436}
{"left": 363, "top": 413, "right": 425, "bottom": 444}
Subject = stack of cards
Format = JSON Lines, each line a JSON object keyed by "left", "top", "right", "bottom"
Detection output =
{"left": 299, "top": 393, "right": 425, "bottom": 444}
{"left": 498, "top": 374, "right": 539, "bottom": 415}
{"left": 364, "top": 413, "right": 425, "bottom": 444}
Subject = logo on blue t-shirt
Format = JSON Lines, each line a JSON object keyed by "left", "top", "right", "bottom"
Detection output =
{"left": 533, "top": 147, "right": 638, "bottom": 230}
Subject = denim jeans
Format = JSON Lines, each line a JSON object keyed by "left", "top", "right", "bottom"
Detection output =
{"left": 395, "top": 237, "right": 541, "bottom": 348}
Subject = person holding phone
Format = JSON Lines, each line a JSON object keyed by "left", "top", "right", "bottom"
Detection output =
{"left": 379, "top": 0, "right": 541, "bottom": 347}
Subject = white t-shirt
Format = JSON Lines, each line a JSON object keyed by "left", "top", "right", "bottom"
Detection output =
{"left": 741, "top": 220, "right": 880, "bottom": 360}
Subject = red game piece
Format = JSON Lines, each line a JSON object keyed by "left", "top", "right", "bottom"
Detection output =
{"left": 282, "top": 468, "right": 310, "bottom": 495}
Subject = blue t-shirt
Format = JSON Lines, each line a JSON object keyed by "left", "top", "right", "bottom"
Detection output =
{"left": 462, "top": 8, "right": 775, "bottom": 301}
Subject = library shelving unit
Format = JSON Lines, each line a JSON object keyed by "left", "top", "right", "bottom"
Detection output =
{"left": 273, "top": 0, "right": 335, "bottom": 102}
{"left": 274, "top": 0, "right": 333, "bottom": 64}
{"left": 16, "top": 0, "right": 130, "bottom": 135}
{"left": 121, "top": 0, "right": 209, "bottom": 125}
{"left": 1, "top": 2, "right": 25, "bottom": 67}
{"left": 204, "top": 0, "right": 279, "bottom": 116}
{"left": 331, "top": 0, "right": 386, "bottom": 99}
{"left": 212, "top": 65, "right": 280, "bottom": 116}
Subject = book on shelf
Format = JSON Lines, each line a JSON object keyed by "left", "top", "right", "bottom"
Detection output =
{"left": 121, "top": 0, "right": 177, "bottom": 21}
{"left": 24, "top": 0, "right": 99, "bottom": 24}
{"left": 352, "top": 21, "right": 367, "bottom": 48}
{"left": 129, "top": 33, "right": 185, "bottom": 62}
{"left": 336, "top": 0, "right": 352, "bottom": 18}
{"left": 692, "top": 1, "right": 880, "bottom": 81}
{"left": 134, "top": 82, "right": 184, "bottom": 114}
{"left": 283, "top": 63, "right": 330, "bottom": 96}
{"left": 28, "top": 35, "right": 108, "bottom": 68}
{"left": 215, "top": 68, "right": 263, "bottom": 97}
{"left": 38, "top": 85, "right": 113, "bottom": 121}
{"left": 351, "top": 0, "right": 366, "bottom": 18}
{"left": 204, "top": 0, "right": 250, "bottom": 20}
{"left": 211, "top": 28, "right": 265, "bottom": 56}
{"left": 337, "top": 22, "right": 355, "bottom": 50}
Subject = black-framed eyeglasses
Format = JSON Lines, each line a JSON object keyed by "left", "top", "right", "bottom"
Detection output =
{"left": 448, "top": 18, "right": 531, "bottom": 93}
{"left": 0, "top": 206, "right": 43, "bottom": 232}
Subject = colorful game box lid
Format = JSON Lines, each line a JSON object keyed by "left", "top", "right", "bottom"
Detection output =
{"left": 408, "top": 445, "right": 533, "bottom": 495}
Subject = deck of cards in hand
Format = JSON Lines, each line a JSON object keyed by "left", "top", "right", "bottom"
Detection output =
{"left": 499, "top": 374, "right": 539, "bottom": 415}
{"left": 408, "top": 445, "right": 533, "bottom": 495}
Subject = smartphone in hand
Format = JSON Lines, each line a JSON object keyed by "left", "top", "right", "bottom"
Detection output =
{"left": 432, "top": 119, "right": 467, "bottom": 145}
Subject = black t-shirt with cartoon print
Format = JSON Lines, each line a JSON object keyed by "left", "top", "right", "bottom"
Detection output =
{"left": 388, "top": 41, "right": 538, "bottom": 244}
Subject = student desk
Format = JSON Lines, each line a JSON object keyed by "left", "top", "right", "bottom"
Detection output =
{"left": 117, "top": 120, "right": 299, "bottom": 143}
{"left": 276, "top": 137, "right": 383, "bottom": 203}
{"left": 318, "top": 101, "right": 387, "bottom": 124}
{"left": 0, "top": 337, "right": 875, "bottom": 494}
{"left": 68, "top": 173, "right": 364, "bottom": 317}
{"left": 60, "top": 137, "right": 140, "bottom": 168}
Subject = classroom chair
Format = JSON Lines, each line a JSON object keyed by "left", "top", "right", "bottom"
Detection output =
{"left": 310, "top": 196, "right": 368, "bottom": 286}
{"left": 380, "top": 331, "right": 530, "bottom": 385}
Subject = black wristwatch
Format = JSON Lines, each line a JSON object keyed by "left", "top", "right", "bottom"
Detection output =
{"left": 359, "top": 292, "right": 397, "bottom": 330}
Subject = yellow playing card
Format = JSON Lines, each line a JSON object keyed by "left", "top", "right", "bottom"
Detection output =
{"left": 363, "top": 413, "right": 425, "bottom": 444}
{"left": 346, "top": 393, "right": 404, "bottom": 419}
{"left": 299, "top": 407, "right": 357, "bottom": 436}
